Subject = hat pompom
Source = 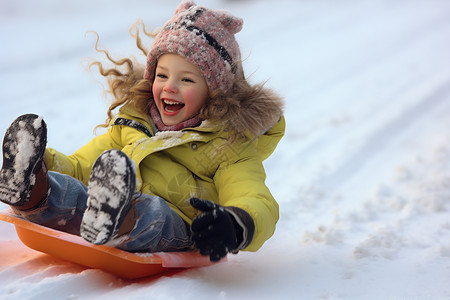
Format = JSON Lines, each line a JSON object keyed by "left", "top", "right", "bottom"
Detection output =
{"left": 216, "top": 10, "right": 243, "bottom": 34}
{"left": 174, "top": 0, "right": 196, "bottom": 14}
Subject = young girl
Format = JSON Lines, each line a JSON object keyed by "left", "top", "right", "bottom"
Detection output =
{"left": 0, "top": 0, "right": 284, "bottom": 262}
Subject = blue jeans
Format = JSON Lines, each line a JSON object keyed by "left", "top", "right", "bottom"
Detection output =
{"left": 23, "top": 171, "right": 193, "bottom": 252}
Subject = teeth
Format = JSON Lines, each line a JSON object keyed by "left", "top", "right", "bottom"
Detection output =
{"left": 164, "top": 99, "right": 183, "bottom": 105}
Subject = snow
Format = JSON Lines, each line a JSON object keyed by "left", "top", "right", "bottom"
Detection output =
{"left": 1, "top": 0, "right": 450, "bottom": 299}
{"left": 153, "top": 131, "right": 185, "bottom": 149}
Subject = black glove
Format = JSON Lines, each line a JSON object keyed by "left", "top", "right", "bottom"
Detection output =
{"left": 190, "top": 198, "right": 255, "bottom": 262}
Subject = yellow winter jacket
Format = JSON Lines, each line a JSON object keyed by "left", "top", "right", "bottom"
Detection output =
{"left": 45, "top": 104, "right": 285, "bottom": 251}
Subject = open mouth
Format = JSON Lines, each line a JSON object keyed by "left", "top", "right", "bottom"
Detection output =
{"left": 163, "top": 99, "right": 185, "bottom": 113}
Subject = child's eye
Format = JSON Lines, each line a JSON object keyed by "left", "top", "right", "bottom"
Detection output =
{"left": 156, "top": 73, "right": 167, "bottom": 79}
{"left": 182, "top": 78, "right": 194, "bottom": 83}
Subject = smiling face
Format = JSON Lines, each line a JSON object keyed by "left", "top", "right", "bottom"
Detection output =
{"left": 152, "top": 54, "right": 209, "bottom": 126}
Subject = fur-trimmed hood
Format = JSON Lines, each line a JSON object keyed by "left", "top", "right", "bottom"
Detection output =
{"left": 200, "top": 81, "right": 284, "bottom": 138}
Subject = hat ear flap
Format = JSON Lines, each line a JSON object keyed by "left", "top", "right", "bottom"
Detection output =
{"left": 216, "top": 10, "right": 243, "bottom": 34}
{"left": 174, "top": 0, "right": 196, "bottom": 14}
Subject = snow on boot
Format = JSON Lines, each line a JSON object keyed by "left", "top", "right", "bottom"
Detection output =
{"left": 80, "top": 149, "right": 137, "bottom": 245}
{"left": 0, "top": 114, "right": 48, "bottom": 208}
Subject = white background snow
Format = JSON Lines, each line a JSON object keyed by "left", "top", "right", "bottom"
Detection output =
{"left": 1, "top": 0, "right": 450, "bottom": 299}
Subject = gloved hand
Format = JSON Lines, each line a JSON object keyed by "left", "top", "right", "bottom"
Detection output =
{"left": 190, "top": 198, "right": 255, "bottom": 262}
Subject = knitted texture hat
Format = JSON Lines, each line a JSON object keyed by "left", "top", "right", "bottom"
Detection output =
{"left": 144, "top": 0, "right": 243, "bottom": 92}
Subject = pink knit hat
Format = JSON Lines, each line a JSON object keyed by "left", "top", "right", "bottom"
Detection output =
{"left": 144, "top": 0, "right": 243, "bottom": 92}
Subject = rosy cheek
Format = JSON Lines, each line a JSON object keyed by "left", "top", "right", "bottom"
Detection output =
{"left": 152, "top": 82, "right": 162, "bottom": 103}
{"left": 152, "top": 81, "right": 159, "bottom": 96}
{"left": 182, "top": 88, "right": 196, "bottom": 104}
{"left": 184, "top": 87, "right": 206, "bottom": 108}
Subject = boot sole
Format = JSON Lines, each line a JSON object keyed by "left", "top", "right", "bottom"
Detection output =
{"left": 0, "top": 114, "right": 47, "bottom": 206}
{"left": 81, "top": 149, "right": 136, "bottom": 245}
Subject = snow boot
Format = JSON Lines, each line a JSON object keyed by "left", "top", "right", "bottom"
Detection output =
{"left": 0, "top": 114, "right": 50, "bottom": 211}
{"left": 80, "top": 149, "right": 137, "bottom": 245}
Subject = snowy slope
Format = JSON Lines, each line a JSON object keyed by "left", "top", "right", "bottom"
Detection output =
{"left": 1, "top": 0, "right": 450, "bottom": 299}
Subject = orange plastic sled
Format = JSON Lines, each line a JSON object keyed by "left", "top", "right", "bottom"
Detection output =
{"left": 0, "top": 208, "right": 223, "bottom": 279}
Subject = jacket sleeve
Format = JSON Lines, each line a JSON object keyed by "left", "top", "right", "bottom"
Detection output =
{"left": 44, "top": 125, "right": 126, "bottom": 185}
{"left": 256, "top": 115, "right": 285, "bottom": 161}
{"left": 213, "top": 152, "right": 279, "bottom": 252}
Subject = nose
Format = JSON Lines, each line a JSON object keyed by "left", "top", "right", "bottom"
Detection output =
{"left": 163, "top": 80, "right": 178, "bottom": 94}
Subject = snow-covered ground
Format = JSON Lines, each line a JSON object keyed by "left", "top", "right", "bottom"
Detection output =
{"left": 1, "top": 0, "right": 450, "bottom": 299}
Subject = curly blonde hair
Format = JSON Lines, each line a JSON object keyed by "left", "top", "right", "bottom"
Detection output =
{"left": 89, "top": 20, "right": 283, "bottom": 137}
{"left": 88, "top": 20, "right": 156, "bottom": 129}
